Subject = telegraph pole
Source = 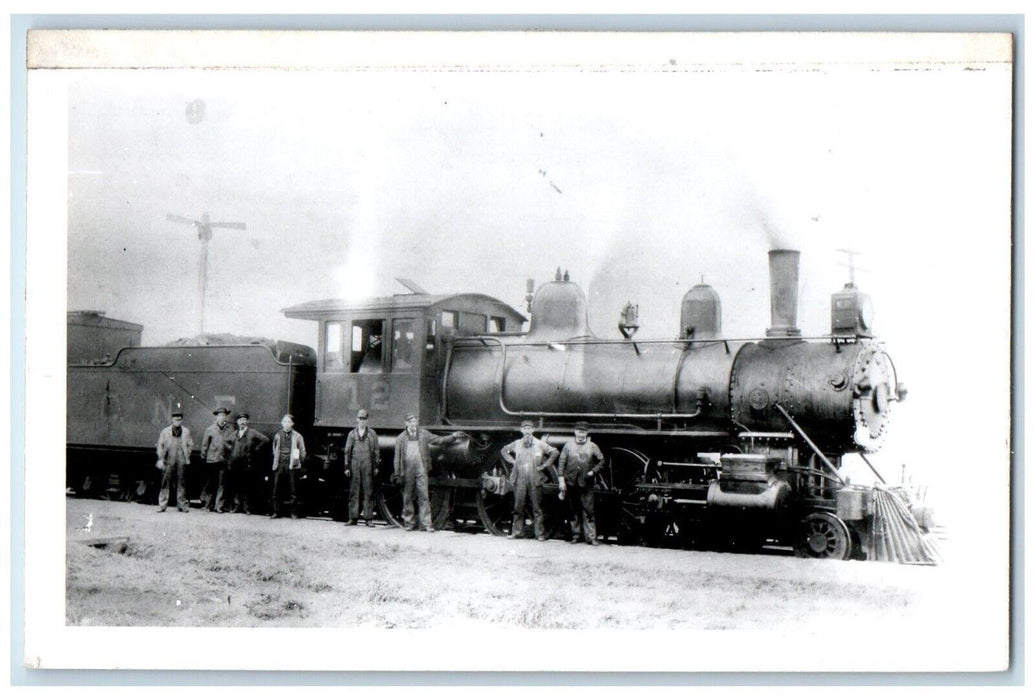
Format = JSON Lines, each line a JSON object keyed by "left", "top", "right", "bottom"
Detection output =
{"left": 166, "top": 212, "right": 246, "bottom": 334}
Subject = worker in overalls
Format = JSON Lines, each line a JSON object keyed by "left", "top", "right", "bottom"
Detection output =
{"left": 392, "top": 413, "right": 462, "bottom": 532}
{"left": 501, "top": 419, "right": 559, "bottom": 540}
{"left": 343, "top": 408, "right": 380, "bottom": 526}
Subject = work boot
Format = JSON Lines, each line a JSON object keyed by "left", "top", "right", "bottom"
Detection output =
{"left": 365, "top": 519, "right": 374, "bottom": 527}
{"left": 345, "top": 519, "right": 357, "bottom": 526}
{"left": 157, "top": 506, "right": 167, "bottom": 513}
{"left": 589, "top": 539, "right": 600, "bottom": 546}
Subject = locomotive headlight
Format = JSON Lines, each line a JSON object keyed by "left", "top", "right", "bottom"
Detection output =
{"left": 873, "top": 383, "right": 890, "bottom": 414}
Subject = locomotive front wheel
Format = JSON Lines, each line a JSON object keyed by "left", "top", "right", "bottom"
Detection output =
{"left": 376, "top": 472, "right": 455, "bottom": 530}
{"left": 795, "top": 512, "right": 853, "bottom": 560}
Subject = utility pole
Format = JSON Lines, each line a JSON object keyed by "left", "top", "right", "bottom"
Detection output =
{"left": 166, "top": 212, "right": 246, "bottom": 334}
{"left": 836, "top": 248, "right": 869, "bottom": 287}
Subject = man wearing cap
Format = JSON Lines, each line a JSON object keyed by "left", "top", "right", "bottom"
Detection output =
{"left": 199, "top": 406, "right": 235, "bottom": 512}
{"left": 156, "top": 409, "right": 194, "bottom": 513}
{"left": 343, "top": 409, "right": 380, "bottom": 526}
{"left": 227, "top": 411, "right": 270, "bottom": 515}
{"left": 392, "top": 413, "right": 462, "bottom": 532}
{"left": 558, "top": 422, "right": 605, "bottom": 545}
{"left": 501, "top": 420, "right": 560, "bottom": 541}
{"left": 270, "top": 414, "right": 307, "bottom": 519}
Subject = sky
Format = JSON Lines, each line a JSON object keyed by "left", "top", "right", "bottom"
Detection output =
{"left": 59, "top": 37, "right": 1013, "bottom": 532}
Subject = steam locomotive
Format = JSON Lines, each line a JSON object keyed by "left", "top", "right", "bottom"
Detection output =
{"left": 67, "top": 249, "right": 917, "bottom": 561}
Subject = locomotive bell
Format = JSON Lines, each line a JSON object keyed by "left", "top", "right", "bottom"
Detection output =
{"left": 619, "top": 302, "right": 639, "bottom": 339}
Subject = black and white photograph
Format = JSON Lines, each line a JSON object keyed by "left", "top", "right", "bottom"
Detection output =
{"left": 21, "top": 29, "right": 1013, "bottom": 674}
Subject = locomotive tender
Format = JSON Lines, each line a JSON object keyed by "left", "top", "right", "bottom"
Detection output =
{"left": 68, "top": 248, "right": 917, "bottom": 561}
{"left": 67, "top": 339, "right": 316, "bottom": 502}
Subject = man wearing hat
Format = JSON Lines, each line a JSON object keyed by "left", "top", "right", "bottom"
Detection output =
{"left": 343, "top": 409, "right": 380, "bottom": 526}
{"left": 392, "top": 413, "right": 463, "bottom": 532}
{"left": 199, "top": 406, "right": 235, "bottom": 512}
{"left": 227, "top": 411, "right": 270, "bottom": 514}
{"left": 558, "top": 422, "right": 605, "bottom": 545}
{"left": 500, "top": 420, "right": 559, "bottom": 541}
{"left": 156, "top": 408, "right": 194, "bottom": 513}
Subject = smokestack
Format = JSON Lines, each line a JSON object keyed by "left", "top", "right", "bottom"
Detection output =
{"left": 766, "top": 249, "right": 802, "bottom": 338}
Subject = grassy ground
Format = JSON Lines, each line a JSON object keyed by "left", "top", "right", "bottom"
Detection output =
{"left": 66, "top": 498, "right": 942, "bottom": 630}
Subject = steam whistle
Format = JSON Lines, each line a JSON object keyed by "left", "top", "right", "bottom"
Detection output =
{"left": 619, "top": 302, "right": 640, "bottom": 339}
{"left": 525, "top": 278, "right": 535, "bottom": 313}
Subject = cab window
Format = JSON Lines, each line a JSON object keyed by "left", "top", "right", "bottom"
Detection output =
{"left": 425, "top": 318, "right": 437, "bottom": 366}
{"left": 459, "top": 312, "right": 487, "bottom": 333}
{"left": 324, "top": 321, "right": 344, "bottom": 370}
{"left": 351, "top": 319, "right": 385, "bottom": 373}
{"left": 391, "top": 318, "right": 417, "bottom": 373}
{"left": 488, "top": 316, "right": 507, "bottom": 333}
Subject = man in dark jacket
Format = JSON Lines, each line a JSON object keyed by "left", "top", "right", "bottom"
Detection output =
{"left": 392, "top": 413, "right": 461, "bottom": 532}
{"left": 227, "top": 411, "right": 269, "bottom": 514}
{"left": 558, "top": 422, "right": 605, "bottom": 545}
{"left": 343, "top": 409, "right": 380, "bottom": 526}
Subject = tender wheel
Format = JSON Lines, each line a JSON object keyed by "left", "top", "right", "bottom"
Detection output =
{"left": 132, "top": 476, "right": 160, "bottom": 505}
{"left": 476, "top": 458, "right": 514, "bottom": 536}
{"left": 795, "top": 511, "right": 853, "bottom": 560}
{"left": 77, "top": 470, "right": 103, "bottom": 499}
{"left": 377, "top": 472, "right": 455, "bottom": 529}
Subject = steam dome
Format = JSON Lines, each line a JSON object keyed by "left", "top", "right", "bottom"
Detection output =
{"left": 680, "top": 284, "right": 721, "bottom": 339}
{"left": 527, "top": 280, "right": 593, "bottom": 340}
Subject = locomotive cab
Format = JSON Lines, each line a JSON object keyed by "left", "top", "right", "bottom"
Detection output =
{"left": 283, "top": 292, "right": 525, "bottom": 431}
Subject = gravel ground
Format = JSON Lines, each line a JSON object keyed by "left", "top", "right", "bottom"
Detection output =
{"left": 66, "top": 497, "right": 950, "bottom": 631}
